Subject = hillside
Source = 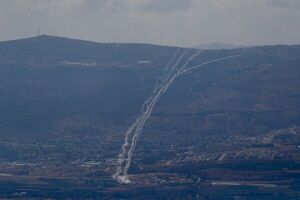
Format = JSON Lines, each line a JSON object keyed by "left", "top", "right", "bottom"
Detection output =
{"left": 0, "top": 36, "right": 300, "bottom": 198}
{"left": 0, "top": 36, "right": 299, "bottom": 139}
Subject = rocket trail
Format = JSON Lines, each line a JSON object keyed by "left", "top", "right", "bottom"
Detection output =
{"left": 179, "top": 55, "right": 239, "bottom": 74}
{"left": 113, "top": 48, "right": 186, "bottom": 183}
{"left": 114, "top": 49, "right": 238, "bottom": 184}
{"left": 114, "top": 49, "right": 200, "bottom": 183}
{"left": 121, "top": 50, "right": 199, "bottom": 178}
{"left": 151, "top": 48, "right": 185, "bottom": 97}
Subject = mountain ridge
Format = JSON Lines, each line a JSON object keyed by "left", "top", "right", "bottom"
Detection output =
{"left": 0, "top": 35, "right": 179, "bottom": 49}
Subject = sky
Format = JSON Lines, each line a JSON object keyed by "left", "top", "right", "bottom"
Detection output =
{"left": 0, "top": 0, "right": 299, "bottom": 47}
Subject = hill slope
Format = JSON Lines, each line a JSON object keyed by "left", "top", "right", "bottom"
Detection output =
{"left": 0, "top": 36, "right": 299, "bottom": 140}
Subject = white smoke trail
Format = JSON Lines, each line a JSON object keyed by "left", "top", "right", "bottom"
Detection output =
{"left": 113, "top": 48, "right": 186, "bottom": 182}
{"left": 114, "top": 49, "right": 200, "bottom": 183}
{"left": 150, "top": 48, "right": 186, "bottom": 97}
{"left": 114, "top": 50, "right": 238, "bottom": 183}
{"left": 179, "top": 55, "right": 239, "bottom": 74}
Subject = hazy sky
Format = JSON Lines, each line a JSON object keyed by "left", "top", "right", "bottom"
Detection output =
{"left": 0, "top": 0, "right": 299, "bottom": 46}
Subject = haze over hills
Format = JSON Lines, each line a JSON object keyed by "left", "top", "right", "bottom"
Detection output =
{"left": 194, "top": 43, "right": 247, "bottom": 50}
{"left": 0, "top": 35, "right": 300, "bottom": 199}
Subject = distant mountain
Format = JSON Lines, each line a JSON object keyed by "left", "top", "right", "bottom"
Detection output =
{"left": 194, "top": 43, "right": 246, "bottom": 50}
{"left": 0, "top": 35, "right": 177, "bottom": 67}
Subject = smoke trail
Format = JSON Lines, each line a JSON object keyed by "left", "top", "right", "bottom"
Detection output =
{"left": 114, "top": 50, "right": 238, "bottom": 183}
{"left": 179, "top": 55, "right": 239, "bottom": 74}
{"left": 114, "top": 49, "right": 200, "bottom": 183}
{"left": 150, "top": 48, "right": 186, "bottom": 97}
{"left": 113, "top": 48, "right": 186, "bottom": 182}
